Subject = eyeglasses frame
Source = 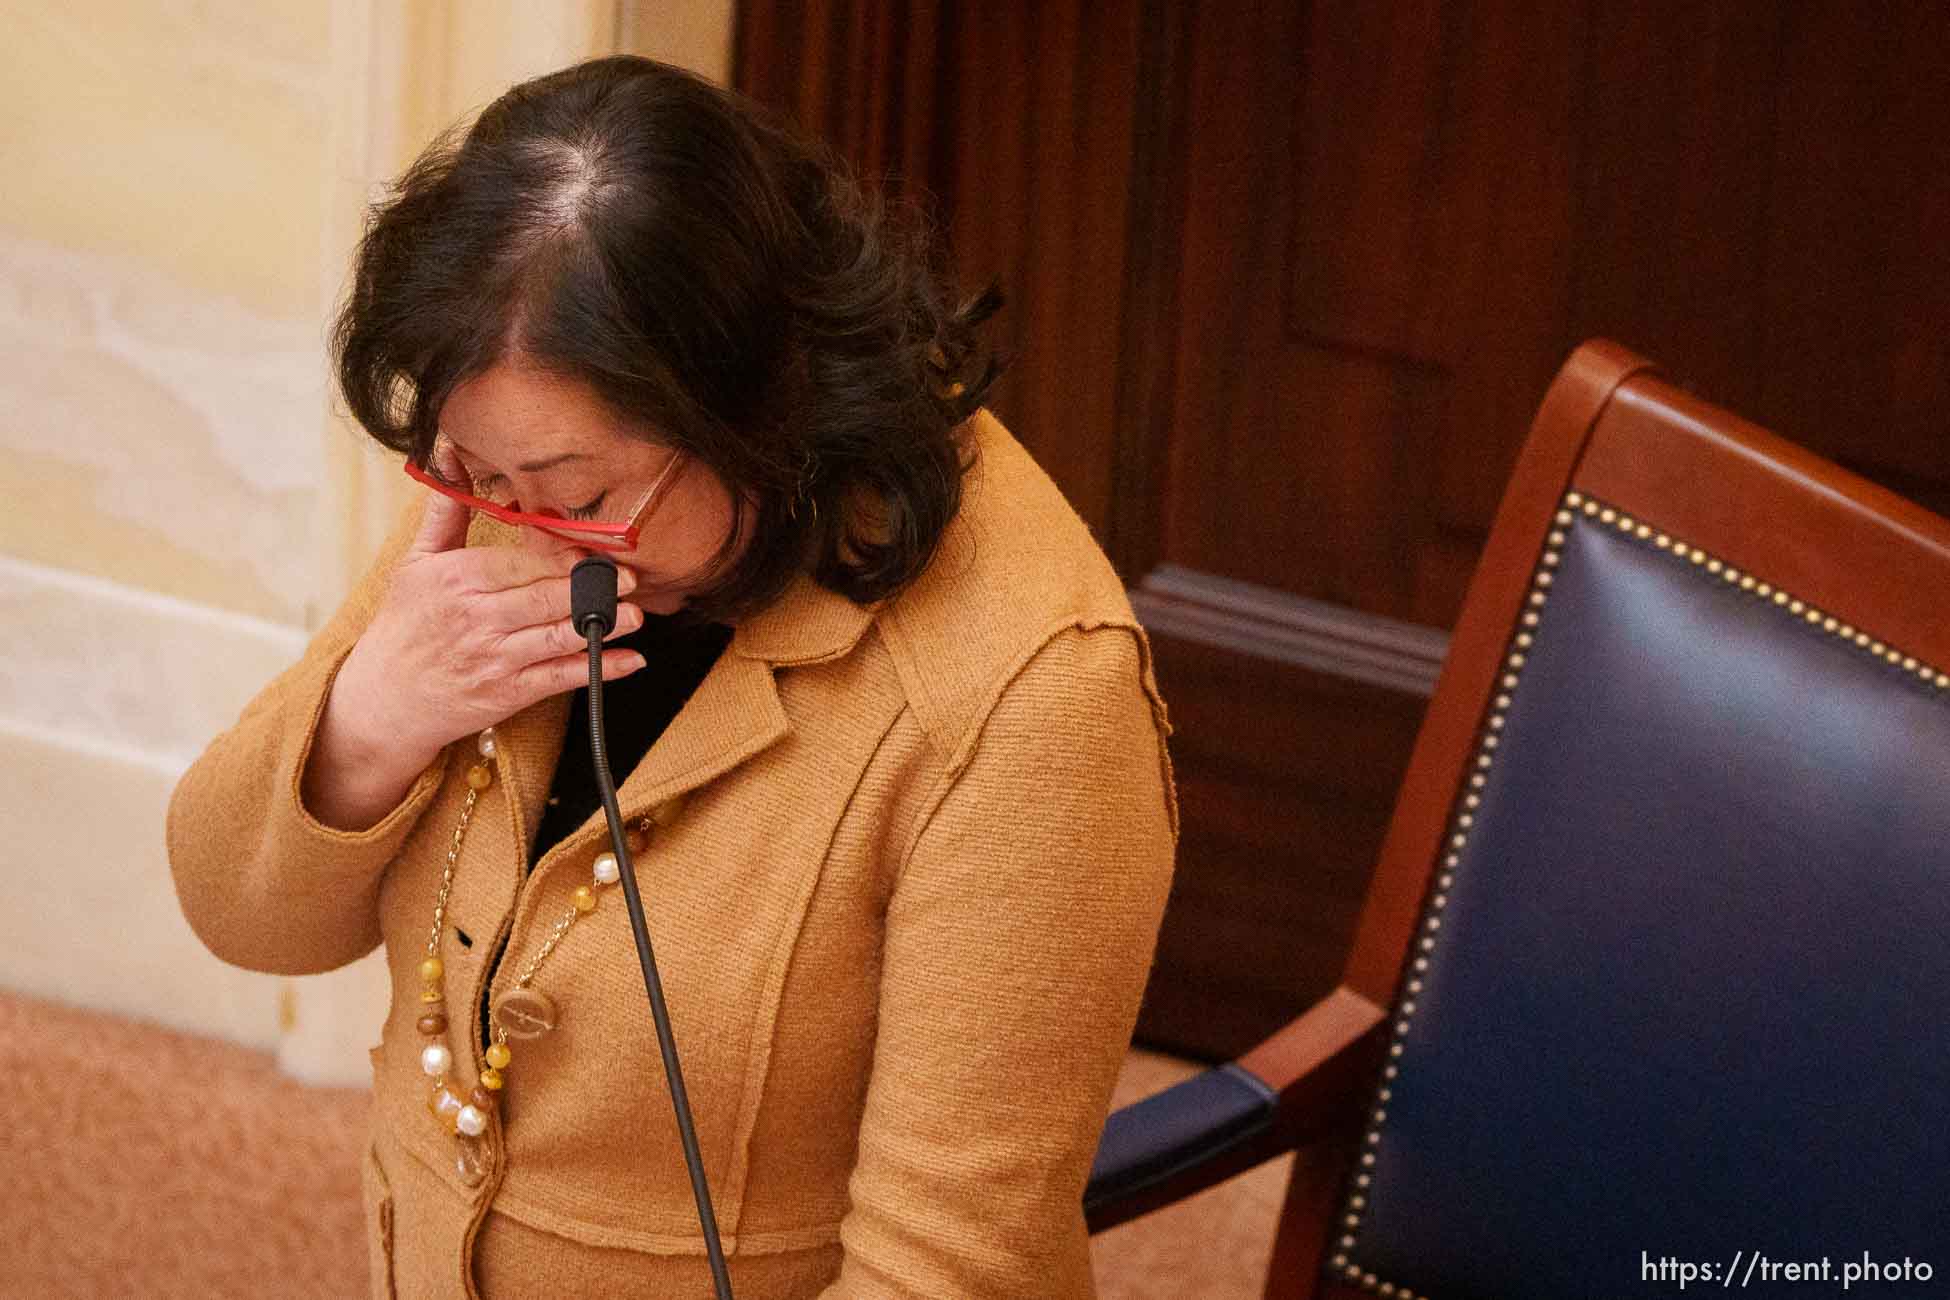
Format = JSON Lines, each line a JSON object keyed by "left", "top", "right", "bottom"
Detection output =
{"left": 403, "top": 438, "right": 687, "bottom": 553}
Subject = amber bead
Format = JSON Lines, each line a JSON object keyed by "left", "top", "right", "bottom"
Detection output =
{"left": 419, "top": 957, "right": 444, "bottom": 983}
{"left": 466, "top": 763, "right": 493, "bottom": 791}
{"left": 478, "top": 1067, "right": 505, "bottom": 1090}
{"left": 417, "top": 1012, "right": 448, "bottom": 1036}
{"left": 427, "top": 1081, "right": 464, "bottom": 1134}
{"left": 470, "top": 1085, "right": 499, "bottom": 1111}
{"left": 572, "top": 885, "right": 597, "bottom": 914}
{"left": 485, "top": 1042, "right": 512, "bottom": 1070}
{"left": 454, "top": 1135, "right": 490, "bottom": 1187}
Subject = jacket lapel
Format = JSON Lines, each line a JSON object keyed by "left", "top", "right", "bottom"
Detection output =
{"left": 493, "top": 688, "right": 571, "bottom": 862}
{"left": 605, "top": 569, "right": 878, "bottom": 812}
{"left": 607, "top": 647, "right": 789, "bottom": 813}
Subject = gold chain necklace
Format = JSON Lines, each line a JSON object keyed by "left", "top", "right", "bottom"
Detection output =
{"left": 411, "top": 725, "right": 685, "bottom": 1181}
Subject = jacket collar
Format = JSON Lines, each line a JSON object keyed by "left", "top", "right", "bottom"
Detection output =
{"left": 729, "top": 568, "right": 878, "bottom": 666}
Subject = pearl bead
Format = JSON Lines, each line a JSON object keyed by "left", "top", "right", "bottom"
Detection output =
{"left": 593, "top": 853, "right": 620, "bottom": 885}
{"left": 421, "top": 1043, "right": 452, "bottom": 1077}
{"left": 477, "top": 729, "right": 497, "bottom": 759}
{"left": 456, "top": 1105, "right": 488, "bottom": 1137}
{"left": 485, "top": 1043, "right": 512, "bottom": 1069}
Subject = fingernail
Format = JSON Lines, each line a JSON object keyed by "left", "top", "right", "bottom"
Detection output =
{"left": 626, "top": 654, "right": 648, "bottom": 673}
{"left": 616, "top": 569, "right": 638, "bottom": 593}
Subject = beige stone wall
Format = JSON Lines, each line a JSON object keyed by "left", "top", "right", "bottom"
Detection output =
{"left": 0, "top": 0, "right": 736, "bottom": 1084}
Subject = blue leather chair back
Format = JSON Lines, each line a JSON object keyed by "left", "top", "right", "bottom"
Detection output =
{"left": 1334, "top": 493, "right": 1950, "bottom": 1298}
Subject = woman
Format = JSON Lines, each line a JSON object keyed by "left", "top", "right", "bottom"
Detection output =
{"left": 167, "top": 55, "right": 1178, "bottom": 1299}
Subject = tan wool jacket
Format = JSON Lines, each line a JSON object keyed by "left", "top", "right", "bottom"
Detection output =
{"left": 168, "top": 409, "right": 1180, "bottom": 1299}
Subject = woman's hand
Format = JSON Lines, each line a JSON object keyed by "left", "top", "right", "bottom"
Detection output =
{"left": 301, "top": 446, "right": 649, "bottom": 831}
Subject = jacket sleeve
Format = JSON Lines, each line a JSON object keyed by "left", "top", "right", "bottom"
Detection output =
{"left": 818, "top": 622, "right": 1181, "bottom": 1299}
{"left": 165, "top": 495, "right": 450, "bottom": 976}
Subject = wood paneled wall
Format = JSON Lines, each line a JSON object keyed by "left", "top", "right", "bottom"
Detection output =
{"left": 737, "top": 1, "right": 1950, "bottom": 1061}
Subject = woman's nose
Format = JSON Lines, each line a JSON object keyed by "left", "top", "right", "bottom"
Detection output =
{"left": 519, "top": 526, "right": 590, "bottom": 565}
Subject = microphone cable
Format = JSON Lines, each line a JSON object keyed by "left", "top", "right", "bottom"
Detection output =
{"left": 570, "top": 555, "right": 735, "bottom": 1300}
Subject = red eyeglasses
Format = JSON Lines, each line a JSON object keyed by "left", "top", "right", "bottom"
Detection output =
{"left": 404, "top": 435, "right": 686, "bottom": 553}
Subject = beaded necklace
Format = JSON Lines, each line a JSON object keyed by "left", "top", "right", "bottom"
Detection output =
{"left": 411, "top": 724, "right": 684, "bottom": 1182}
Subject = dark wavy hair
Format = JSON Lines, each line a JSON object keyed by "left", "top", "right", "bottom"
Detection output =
{"left": 330, "top": 54, "right": 1002, "bottom": 624}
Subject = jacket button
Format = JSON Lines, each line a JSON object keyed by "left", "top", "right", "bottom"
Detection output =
{"left": 491, "top": 987, "right": 558, "bottom": 1040}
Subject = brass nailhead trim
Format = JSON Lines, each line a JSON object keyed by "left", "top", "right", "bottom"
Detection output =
{"left": 1331, "top": 489, "right": 1949, "bottom": 1295}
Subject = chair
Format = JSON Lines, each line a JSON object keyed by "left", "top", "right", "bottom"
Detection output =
{"left": 1084, "top": 340, "right": 1950, "bottom": 1298}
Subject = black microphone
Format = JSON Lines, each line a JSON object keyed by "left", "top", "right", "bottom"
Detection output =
{"left": 571, "top": 554, "right": 619, "bottom": 637}
{"left": 572, "top": 553, "right": 734, "bottom": 1299}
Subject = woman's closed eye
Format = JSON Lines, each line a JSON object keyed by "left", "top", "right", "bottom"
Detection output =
{"left": 456, "top": 455, "right": 605, "bottom": 519}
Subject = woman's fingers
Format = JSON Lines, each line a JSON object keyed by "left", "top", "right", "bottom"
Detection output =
{"left": 465, "top": 545, "right": 582, "bottom": 593}
{"left": 470, "top": 566, "right": 637, "bottom": 633}
{"left": 373, "top": 490, "right": 659, "bottom": 744}
{"left": 509, "top": 645, "right": 649, "bottom": 703}
{"left": 494, "top": 602, "right": 645, "bottom": 667}
{"left": 408, "top": 442, "right": 475, "bottom": 556}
